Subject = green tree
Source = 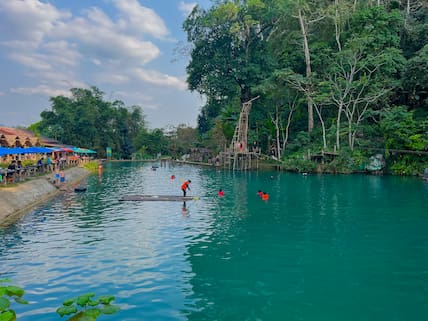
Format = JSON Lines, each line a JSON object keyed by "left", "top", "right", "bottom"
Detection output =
{"left": 134, "top": 128, "right": 169, "bottom": 158}
{"left": 401, "top": 44, "right": 428, "bottom": 113}
{"left": 37, "top": 87, "right": 147, "bottom": 159}
{"left": 183, "top": 0, "right": 274, "bottom": 133}
{"left": 379, "top": 106, "right": 428, "bottom": 150}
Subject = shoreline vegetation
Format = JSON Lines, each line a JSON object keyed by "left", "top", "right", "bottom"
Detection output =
{"left": 171, "top": 158, "right": 427, "bottom": 178}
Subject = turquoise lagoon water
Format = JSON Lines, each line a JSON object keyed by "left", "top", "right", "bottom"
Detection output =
{"left": 1, "top": 161, "right": 428, "bottom": 321}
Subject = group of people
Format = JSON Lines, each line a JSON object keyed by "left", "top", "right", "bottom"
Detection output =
{"left": 2, "top": 159, "right": 22, "bottom": 182}
{"left": 177, "top": 176, "right": 270, "bottom": 200}
{"left": 173, "top": 175, "right": 273, "bottom": 216}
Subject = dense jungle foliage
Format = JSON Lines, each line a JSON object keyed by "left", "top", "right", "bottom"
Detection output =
{"left": 183, "top": 0, "right": 427, "bottom": 175}
{"left": 31, "top": 0, "right": 427, "bottom": 175}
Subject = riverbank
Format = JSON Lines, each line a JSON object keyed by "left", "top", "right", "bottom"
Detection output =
{"left": 0, "top": 166, "right": 91, "bottom": 227}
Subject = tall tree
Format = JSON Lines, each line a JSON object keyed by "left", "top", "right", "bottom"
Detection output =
{"left": 270, "top": 0, "right": 330, "bottom": 133}
{"left": 183, "top": 0, "right": 274, "bottom": 133}
{"left": 325, "top": 6, "right": 405, "bottom": 150}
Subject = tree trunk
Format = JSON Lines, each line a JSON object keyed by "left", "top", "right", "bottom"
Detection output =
{"left": 336, "top": 103, "right": 343, "bottom": 149}
{"left": 276, "top": 105, "right": 281, "bottom": 160}
{"left": 298, "top": 9, "right": 314, "bottom": 133}
{"left": 282, "top": 98, "right": 296, "bottom": 152}
{"left": 348, "top": 118, "right": 353, "bottom": 151}
{"left": 334, "top": 0, "right": 342, "bottom": 51}
{"left": 314, "top": 103, "right": 327, "bottom": 149}
{"left": 270, "top": 104, "right": 282, "bottom": 160}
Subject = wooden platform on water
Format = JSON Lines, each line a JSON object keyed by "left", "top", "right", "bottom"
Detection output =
{"left": 119, "top": 195, "right": 197, "bottom": 202}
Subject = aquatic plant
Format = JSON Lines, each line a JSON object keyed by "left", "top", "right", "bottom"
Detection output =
{"left": 0, "top": 278, "right": 28, "bottom": 321}
{"left": 56, "top": 292, "right": 120, "bottom": 320}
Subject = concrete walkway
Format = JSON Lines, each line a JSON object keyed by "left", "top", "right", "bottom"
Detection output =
{"left": 0, "top": 166, "right": 91, "bottom": 226}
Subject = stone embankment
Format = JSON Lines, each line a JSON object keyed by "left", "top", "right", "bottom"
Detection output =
{"left": 0, "top": 166, "right": 90, "bottom": 226}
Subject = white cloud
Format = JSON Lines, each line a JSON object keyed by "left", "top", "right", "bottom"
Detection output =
{"left": 8, "top": 53, "right": 52, "bottom": 71}
{"left": 133, "top": 68, "right": 187, "bottom": 90}
{"left": 11, "top": 85, "right": 70, "bottom": 97}
{"left": 0, "top": 0, "right": 70, "bottom": 45}
{"left": 42, "top": 41, "right": 81, "bottom": 66}
{"left": 113, "top": 0, "right": 169, "bottom": 39}
{"left": 49, "top": 7, "right": 161, "bottom": 66}
{"left": 85, "top": 7, "right": 115, "bottom": 30}
{"left": 1, "top": 0, "right": 165, "bottom": 73}
{"left": 179, "top": 1, "right": 197, "bottom": 17}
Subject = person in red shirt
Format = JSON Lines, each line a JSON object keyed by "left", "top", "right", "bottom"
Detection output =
{"left": 262, "top": 192, "right": 269, "bottom": 201}
{"left": 218, "top": 189, "right": 225, "bottom": 197}
{"left": 181, "top": 180, "right": 191, "bottom": 197}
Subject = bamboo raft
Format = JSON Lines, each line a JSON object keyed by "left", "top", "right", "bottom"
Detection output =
{"left": 119, "top": 195, "right": 197, "bottom": 202}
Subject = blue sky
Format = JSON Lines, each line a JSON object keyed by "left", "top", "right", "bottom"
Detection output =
{"left": 0, "top": 0, "right": 211, "bottom": 129}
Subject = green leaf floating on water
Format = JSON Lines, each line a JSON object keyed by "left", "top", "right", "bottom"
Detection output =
{"left": 0, "top": 298, "right": 11, "bottom": 311}
{"left": 0, "top": 310, "right": 16, "bottom": 321}
{"left": 87, "top": 300, "right": 99, "bottom": 307}
{"left": 56, "top": 305, "right": 78, "bottom": 316}
{"left": 76, "top": 293, "right": 95, "bottom": 307}
{"left": 5, "top": 287, "right": 24, "bottom": 298}
{"left": 62, "top": 298, "right": 76, "bottom": 306}
{"left": 97, "top": 295, "right": 115, "bottom": 305}
{"left": 13, "top": 298, "right": 28, "bottom": 305}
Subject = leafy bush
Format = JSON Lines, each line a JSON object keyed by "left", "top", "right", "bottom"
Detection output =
{"left": 282, "top": 153, "right": 317, "bottom": 173}
{"left": 388, "top": 155, "right": 427, "bottom": 176}
{"left": 83, "top": 161, "right": 101, "bottom": 172}
{"left": 286, "top": 131, "right": 310, "bottom": 153}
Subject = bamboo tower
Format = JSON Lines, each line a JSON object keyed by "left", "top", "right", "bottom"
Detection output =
{"left": 223, "top": 96, "right": 259, "bottom": 170}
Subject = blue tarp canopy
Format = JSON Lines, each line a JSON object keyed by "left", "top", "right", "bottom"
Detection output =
{"left": 0, "top": 146, "right": 53, "bottom": 155}
{"left": 0, "top": 147, "right": 12, "bottom": 156}
{"left": 0, "top": 146, "right": 94, "bottom": 155}
{"left": 22, "top": 147, "right": 53, "bottom": 153}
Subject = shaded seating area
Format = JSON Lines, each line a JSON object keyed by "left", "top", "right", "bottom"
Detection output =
{"left": 0, "top": 146, "right": 96, "bottom": 185}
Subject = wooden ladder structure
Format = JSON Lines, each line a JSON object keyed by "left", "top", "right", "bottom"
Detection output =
{"left": 223, "top": 96, "right": 259, "bottom": 170}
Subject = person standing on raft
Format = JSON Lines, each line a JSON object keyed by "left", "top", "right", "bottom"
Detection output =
{"left": 181, "top": 180, "right": 191, "bottom": 197}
